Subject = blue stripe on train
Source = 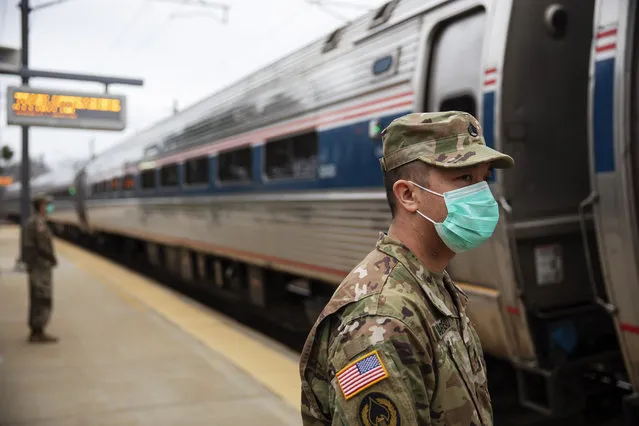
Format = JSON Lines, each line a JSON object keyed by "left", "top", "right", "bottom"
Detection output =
{"left": 127, "top": 111, "right": 411, "bottom": 198}
{"left": 482, "top": 91, "right": 496, "bottom": 183}
{"left": 593, "top": 58, "right": 616, "bottom": 173}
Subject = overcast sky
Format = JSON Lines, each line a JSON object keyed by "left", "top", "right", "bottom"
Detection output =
{"left": 0, "top": 0, "right": 387, "bottom": 168}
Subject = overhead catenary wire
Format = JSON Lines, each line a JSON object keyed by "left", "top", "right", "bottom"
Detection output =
{"left": 152, "top": 0, "right": 229, "bottom": 22}
{"left": 314, "top": 4, "right": 349, "bottom": 22}
{"left": 108, "top": 0, "right": 151, "bottom": 49}
{"left": 305, "top": 0, "right": 376, "bottom": 23}
{"left": 306, "top": 0, "right": 372, "bottom": 11}
{"left": 129, "top": 0, "right": 229, "bottom": 52}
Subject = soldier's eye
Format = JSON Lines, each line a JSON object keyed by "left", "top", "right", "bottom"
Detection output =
{"left": 457, "top": 174, "right": 473, "bottom": 182}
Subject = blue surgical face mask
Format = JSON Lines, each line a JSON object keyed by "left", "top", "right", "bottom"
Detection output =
{"left": 46, "top": 204, "right": 54, "bottom": 214}
{"left": 409, "top": 181, "right": 499, "bottom": 253}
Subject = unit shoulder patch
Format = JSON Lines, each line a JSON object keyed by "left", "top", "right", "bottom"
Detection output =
{"left": 336, "top": 350, "right": 389, "bottom": 400}
{"left": 358, "top": 392, "right": 400, "bottom": 426}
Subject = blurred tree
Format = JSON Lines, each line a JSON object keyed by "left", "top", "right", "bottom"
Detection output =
{"left": 1, "top": 145, "right": 14, "bottom": 163}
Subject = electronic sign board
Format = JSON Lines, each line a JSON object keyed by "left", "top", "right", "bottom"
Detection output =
{"left": 6, "top": 86, "right": 126, "bottom": 131}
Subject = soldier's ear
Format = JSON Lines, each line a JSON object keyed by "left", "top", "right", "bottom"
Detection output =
{"left": 393, "top": 180, "right": 419, "bottom": 214}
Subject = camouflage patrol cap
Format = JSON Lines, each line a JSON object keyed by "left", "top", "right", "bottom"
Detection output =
{"left": 379, "top": 111, "right": 514, "bottom": 171}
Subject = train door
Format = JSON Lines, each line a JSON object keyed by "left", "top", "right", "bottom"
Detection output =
{"left": 499, "top": 0, "right": 622, "bottom": 417}
{"left": 420, "top": 0, "right": 536, "bottom": 369}
{"left": 589, "top": 0, "right": 639, "bottom": 418}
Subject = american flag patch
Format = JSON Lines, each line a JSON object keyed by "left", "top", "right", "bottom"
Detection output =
{"left": 336, "top": 350, "right": 388, "bottom": 399}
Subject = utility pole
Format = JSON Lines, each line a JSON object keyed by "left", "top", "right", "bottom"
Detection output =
{"left": 17, "top": 0, "right": 30, "bottom": 268}
{"left": 12, "top": 0, "right": 143, "bottom": 270}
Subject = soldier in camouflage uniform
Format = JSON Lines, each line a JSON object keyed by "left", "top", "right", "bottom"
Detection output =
{"left": 300, "top": 111, "right": 515, "bottom": 425}
{"left": 23, "top": 194, "right": 59, "bottom": 343}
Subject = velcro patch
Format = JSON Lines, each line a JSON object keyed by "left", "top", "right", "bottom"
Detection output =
{"left": 433, "top": 317, "right": 453, "bottom": 339}
{"left": 336, "top": 350, "right": 388, "bottom": 400}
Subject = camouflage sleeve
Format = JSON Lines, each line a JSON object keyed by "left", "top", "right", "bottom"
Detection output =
{"left": 301, "top": 318, "right": 333, "bottom": 425}
{"left": 326, "top": 315, "right": 435, "bottom": 425}
{"left": 22, "top": 220, "right": 37, "bottom": 265}
{"left": 35, "top": 221, "right": 56, "bottom": 265}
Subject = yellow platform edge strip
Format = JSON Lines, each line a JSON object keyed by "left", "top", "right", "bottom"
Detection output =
{"left": 54, "top": 237, "right": 301, "bottom": 410}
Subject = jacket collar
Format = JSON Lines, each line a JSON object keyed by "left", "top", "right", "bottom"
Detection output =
{"left": 376, "top": 232, "right": 468, "bottom": 318}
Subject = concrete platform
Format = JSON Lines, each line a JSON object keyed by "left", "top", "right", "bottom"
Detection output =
{"left": 0, "top": 225, "right": 302, "bottom": 426}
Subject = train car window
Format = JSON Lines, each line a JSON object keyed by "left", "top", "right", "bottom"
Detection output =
{"left": 141, "top": 169, "right": 156, "bottom": 189}
{"left": 122, "top": 174, "right": 135, "bottom": 191}
{"left": 426, "top": 8, "right": 485, "bottom": 116}
{"left": 102, "top": 180, "right": 110, "bottom": 193}
{"left": 160, "top": 164, "right": 179, "bottom": 187}
{"left": 111, "top": 177, "right": 121, "bottom": 192}
{"left": 185, "top": 156, "right": 210, "bottom": 185}
{"left": 218, "top": 147, "right": 252, "bottom": 183}
{"left": 264, "top": 131, "right": 318, "bottom": 180}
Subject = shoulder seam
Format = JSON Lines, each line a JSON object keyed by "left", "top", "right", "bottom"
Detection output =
{"left": 340, "top": 311, "right": 435, "bottom": 362}
{"left": 372, "top": 257, "right": 399, "bottom": 316}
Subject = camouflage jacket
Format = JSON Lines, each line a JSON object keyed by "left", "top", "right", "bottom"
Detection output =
{"left": 23, "top": 214, "right": 57, "bottom": 270}
{"left": 299, "top": 233, "right": 492, "bottom": 426}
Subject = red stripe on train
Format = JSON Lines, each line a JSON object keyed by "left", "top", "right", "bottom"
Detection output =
{"left": 620, "top": 322, "right": 639, "bottom": 334}
{"left": 597, "top": 28, "right": 617, "bottom": 38}
{"left": 596, "top": 43, "right": 616, "bottom": 53}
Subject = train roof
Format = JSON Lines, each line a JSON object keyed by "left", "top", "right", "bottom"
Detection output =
{"left": 85, "top": 0, "right": 426, "bottom": 174}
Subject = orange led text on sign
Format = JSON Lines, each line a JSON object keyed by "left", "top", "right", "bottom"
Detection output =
{"left": 11, "top": 91, "right": 121, "bottom": 119}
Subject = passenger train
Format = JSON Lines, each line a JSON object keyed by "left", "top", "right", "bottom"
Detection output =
{"left": 3, "top": 0, "right": 638, "bottom": 421}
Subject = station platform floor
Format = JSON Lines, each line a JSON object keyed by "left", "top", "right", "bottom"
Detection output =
{"left": 0, "top": 225, "right": 302, "bottom": 426}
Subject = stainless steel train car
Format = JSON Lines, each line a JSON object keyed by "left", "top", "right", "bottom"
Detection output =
{"left": 4, "top": 0, "right": 638, "bottom": 421}
{"left": 588, "top": 0, "right": 639, "bottom": 422}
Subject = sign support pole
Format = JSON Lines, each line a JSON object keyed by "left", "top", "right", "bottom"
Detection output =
{"left": 17, "top": 0, "right": 30, "bottom": 269}
{"left": 9, "top": 0, "right": 142, "bottom": 269}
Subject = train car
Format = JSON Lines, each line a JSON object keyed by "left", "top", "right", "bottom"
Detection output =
{"left": 9, "top": 0, "right": 635, "bottom": 421}
{"left": 588, "top": 0, "right": 639, "bottom": 420}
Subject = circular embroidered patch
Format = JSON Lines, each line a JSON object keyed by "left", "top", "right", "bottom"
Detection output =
{"left": 358, "top": 392, "right": 400, "bottom": 426}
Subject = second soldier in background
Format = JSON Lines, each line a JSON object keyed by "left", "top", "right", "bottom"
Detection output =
{"left": 23, "top": 194, "right": 59, "bottom": 343}
{"left": 300, "top": 111, "right": 515, "bottom": 425}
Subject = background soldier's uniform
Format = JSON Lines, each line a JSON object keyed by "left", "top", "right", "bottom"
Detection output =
{"left": 300, "top": 112, "right": 514, "bottom": 426}
{"left": 23, "top": 196, "right": 58, "bottom": 341}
